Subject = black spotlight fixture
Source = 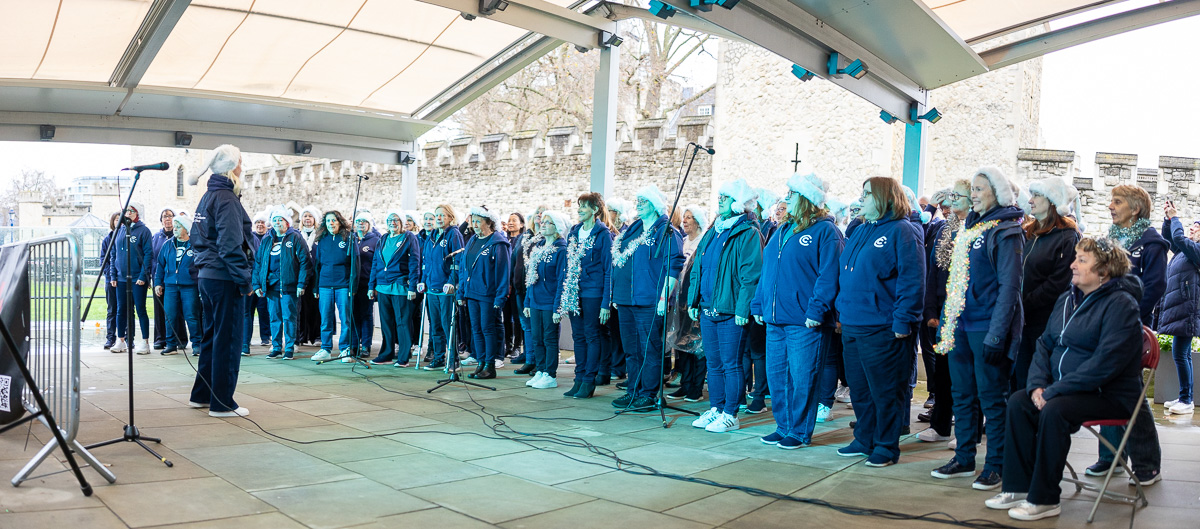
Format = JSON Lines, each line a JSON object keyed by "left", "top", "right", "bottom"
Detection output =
{"left": 479, "top": 0, "right": 508, "bottom": 16}
{"left": 39, "top": 125, "right": 55, "bottom": 141}
{"left": 460, "top": 12, "right": 476, "bottom": 20}
{"left": 294, "top": 141, "right": 313, "bottom": 155}
{"left": 174, "top": 131, "right": 193, "bottom": 147}
{"left": 398, "top": 151, "right": 414, "bottom": 165}
{"left": 599, "top": 31, "right": 622, "bottom": 48}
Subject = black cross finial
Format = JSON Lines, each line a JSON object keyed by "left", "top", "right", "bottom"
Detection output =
{"left": 791, "top": 143, "right": 802, "bottom": 172}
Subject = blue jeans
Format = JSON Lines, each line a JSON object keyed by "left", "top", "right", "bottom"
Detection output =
{"left": 318, "top": 287, "right": 351, "bottom": 352}
{"left": 467, "top": 299, "right": 502, "bottom": 366}
{"left": 766, "top": 323, "right": 832, "bottom": 443}
{"left": 948, "top": 329, "right": 1010, "bottom": 473}
{"left": 569, "top": 297, "right": 604, "bottom": 382}
{"left": 530, "top": 308, "right": 560, "bottom": 377}
{"left": 1171, "top": 335, "right": 1194, "bottom": 403}
{"left": 266, "top": 291, "right": 298, "bottom": 354}
{"left": 164, "top": 285, "right": 200, "bottom": 349}
{"left": 114, "top": 281, "right": 150, "bottom": 339}
{"left": 700, "top": 313, "right": 746, "bottom": 416}
{"left": 190, "top": 279, "right": 243, "bottom": 413}
{"left": 376, "top": 292, "right": 413, "bottom": 363}
{"left": 618, "top": 305, "right": 665, "bottom": 398}
{"left": 242, "top": 292, "right": 269, "bottom": 351}
{"left": 842, "top": 325, "right": 913, "bottom": 463}
{"left": 427, "top": 294, "right": 453, "bottom": 364}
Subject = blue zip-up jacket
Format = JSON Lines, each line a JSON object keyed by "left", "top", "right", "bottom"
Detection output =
{"left": 457, "top": 231, "right": 512, "bottom": 307}
{"left": 354, "top": 228, "right": 382, "bottom": 286}
{"left": 525, "top": 237, "right": 568, "bottom": 311}
{"left": 751, "top": 216, "right": 843, "bottom": 326}
{"left": 369, "top": 231, "right": 422, "bottom": 292}
{"left": 108, "top": 219, "right": 154, "bottom": 284}
{"left": 959, "top": 205, "right": 1025, "bottom": 357}
{"left": 1127, "top": 226, "right": 1169, "bottom": 324}
{"left": 837, "top": 213, "right": 926, "bottom": 335}
{"left": 312, "top": 232, "right": 352, "bottom": 290}
{"left": 251, "top": 228, "right": 310, "bottom": 292}
{"left": 687, "top": 215, "right": 763, "bottom": 318}
{"left": 560, "top": 222, "right": 613, "bottom": 309}
{"left": 1029, "top": 275, "right": 1144, "bottom": 409}
{"left": 1157, "top": 217, "right": 1200, "bottom": 337}
{"left": 612, "top": 215, "right": 684, "bottom": 307}
{"left": 150, "top": 228, "right": 174, "bottom": 285}
{"left": 154, "top": 237, "right": 197, "bottom": 287}
{"left": 422, "top": 226, "right": 464, "bottom": 293}
{"left": 191, "top": 174, "right": 254, "bottom": 288}
{"left": 101, "top": 230, "right": 116, "bottom": 284}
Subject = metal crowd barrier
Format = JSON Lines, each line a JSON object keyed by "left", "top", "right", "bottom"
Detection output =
{"left": 10, "top": 233, "right": 115, "bottom": 486}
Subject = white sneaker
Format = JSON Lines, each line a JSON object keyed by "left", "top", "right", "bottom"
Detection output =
{"left": 461, "top": 357, "right": 478, "bottom": 366}
{"left": 563, "top": 356, "right": 575, "bottom": 364}
{"left": 526, "top": 372, "right": 545, "bottom": 387}
{"left": 111, "top": 338, "right": 128, "bottom": 353}
{"left": 311, "top": 349, "right": 332, "bottom": 362}
{"left": 494, "top": 359, "right": 505, "bottom": 369}
{"left": 816, "top": 403, "right": 831, "bottom": 423}
{"left": 705, "top": 412, "right": 740, "bottom": 433}
{"left": 985, "top": 492, "right": 1027, "bottom": 510}
{"left": 340, "top": 355, "right": 356, "bottom": 363}
{"left": 1168, "top": 401, "right": 1195, "bottom": 414}
{"left": 835, "top": 386, "right": 852, "bottom": 403}
{"left": 1164, "top": 398, "right": 1181, "bottom": 408}
{"left": 133, "top": 340, "right": 150, "bottom": 355}
{"left": 1008, "top": 501, "right": 1060, "bottom": 521}
{"left": 187, "top": 401, "right": 209, "bottom": 409}
{"left": 209, "top": 407, "right": 250, "bottom": 418}
{"left": 692, "top": 407, "right": 721, "bottom": 428}
{"left": 532, "top": 375, "right": 558, "bottom": 389}
{"left": 917, "top": 428, "right": 951, "bottom": 442}
{"left": 948, "top": 437, "right": 958, "bottom": 450}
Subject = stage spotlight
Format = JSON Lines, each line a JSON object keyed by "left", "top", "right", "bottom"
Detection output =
{"left": 460, "top": 12, "right": 477, "bottom": 20}
{"left": 480, "top": 0, "right": 508, "bottom": 16}
{"left": 648, "top": 0, "right": 676, "bottom": 18}
{"left": 879, "top": 110, "right": 899, "bottom": 124}
{"left": 398, "top": 151, "right": 414, "bottom": 165}
{"left": 39, "top": 125, "right": 55, "bottom": 141}
{"left": 294, "top": 141, "right": 313, "bottom": 155}
{"left": 174, "top": 131, "right": 193, "bottom": 147}
{"left": 599, "top": 31, "right": 623, "bottom": 48}
{"left": 790, "top": 64, "right": 814, "bottom": 82}
{"left": 827, "top": 53, "right": 868, "bottom": 80}
{"left": 689, "top": 0, "right": 712, "bottom": 12}
{"left": 913, "top": 107, "right": 943, "bottom": 124}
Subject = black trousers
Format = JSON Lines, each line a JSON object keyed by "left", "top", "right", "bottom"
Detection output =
{"left": 190, "top": 279, "right": 243, "bottom": 412}
{"left": 153, "top": 293, "right": 167, "bottom": 347}
{"left": 929, "top": 352, "right": 956, "bottom": 436}
{"left": 675, "top": 351, "right": 705, "bottom": 399}
{"left": 600, "top": 305, "right": 625, "bottom": 376}
{"left": 105, "top": 283, "right": 117, "bottom": 343}
{"left": 919, "top": 323, "right": 938, "bottom": 394}
{"left": 376, "top": 293, "right": 413, "bottom": 363}
{"left": 1004, "top": 389, "right": 1129, "bottom": 505}
{"left": 297, "top": 290, "right": 321, "bottom": 345}
{"left": 456, "top": 302, "right": 474, "bottom": 356}
{"left": 741, "top": 319, "right": 768, "bottom": 399}
{"left": 408, "top": 292, "right": 425, "bottom": 354}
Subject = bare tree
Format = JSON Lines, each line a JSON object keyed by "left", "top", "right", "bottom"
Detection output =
{"left": 0, "top": 169, "right": 58, "bottom": 221}
{"left": 623, "top": 9, "right": 716, "bottom": 120}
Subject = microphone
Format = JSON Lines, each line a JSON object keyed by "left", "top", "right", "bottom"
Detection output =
{"left": 445, "top": 248, "right": 465, "bottom": 260}
{"left": 357, "top": 174, "right": 370, "bottom": 180}
{"left": 122, "top": 162, "right": 170, "bottom": 172}
{"left": 689, "top": 142, "right": 715, "bottom": 155}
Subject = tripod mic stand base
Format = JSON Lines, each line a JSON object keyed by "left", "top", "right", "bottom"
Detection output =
{"left": 428, "top": 368, "right": 497, "bottom": 393}
{"left": 85, "top": 424, "right": 174, "bottom": 467}
{"left": 318, "top": 354, "right": 373, "bottom": 368}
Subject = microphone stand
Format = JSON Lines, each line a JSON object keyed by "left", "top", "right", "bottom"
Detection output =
{"left": 429, "top": 252, "right": 495, "bottom": 393}
{"left": 85, "top": 168, "right": 173, "bottom": 466}
{"left": 321, "top": 174, "right": 372, "bottom": 369}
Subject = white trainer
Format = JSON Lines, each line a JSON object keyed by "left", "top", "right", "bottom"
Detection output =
{"left": 917, "top": 428, "right": 951, "bottom": 442}
{"left": 531, "top": 375, "right": 558, "bottom": 389}
{"left": 1008, "top": 501, "right": 1060, "bottom": 521}
{"left": 494, "top": 359, "right": 505, "bottom": 369}
{"left": 111, "top": 338, "right": 128, "bottom": 353}
{"left": 209, "top": 407, "right": 250, "bottom": 418}
{"left": 1168, "top": 401, "right": 1195, "bottom": 414}
{"left": 692, "top": 407, "right": 721, "bottom": 428}
{"left": 704, "top": 412, "right": 740, "bottom": 433}
{"left": 985, "top": 492, "right": 1027, "bottom": 510}
{"left": 526, "top": 372, "right": 545, "bottom": 387}
{"left": 816, "top": 403, "right": 831, "bottom": 423}
{"left": 311, "top": 349, "right": 332, "bottom": 362}
{"left": 835, "top": 386, "right": 852, "bottom": 403}
{"left": 948, "top": 437, "right": 958, "bottom": 450}
{"left": 1164, "top": 398, "right": 1181, "bottom": 408}
{"left": 461, "top": 357, "right": 478, "bottom": 366}
{"left": 133, "top": 339, "right": 150, "bottom": 355}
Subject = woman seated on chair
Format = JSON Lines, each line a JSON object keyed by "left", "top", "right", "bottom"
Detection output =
{"left": 985, "top": 236, "right": 1147, "bottom": 522}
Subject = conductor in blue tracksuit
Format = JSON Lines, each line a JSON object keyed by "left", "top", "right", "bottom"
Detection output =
{"left": 188, "top": 144, "right": 254, "bottom": 417}
{"left": 610, "top": 185, "right": 684, "bottom": 412}
{"left": 836, "top": 176, "right": 925, "bottom": 467}
{"left": 419, "top": 205, "right": 464, "bottom": 370}
{"left": 752, "top": 172, "right": 843, "bottom": 449}
{"left": 457, "top": 206, "right": 511, "bottom": 380}
{"left": 154, "top": 212, "right": 200, "bottom": 356}
{"left": 108, "top": 200, "right": 154, "bottom": 355}
{"left": 251, "top": 208, "right": 310, "bottom": 360}
{"left": 368, "top": 211, "right": 422, "bottom": 365}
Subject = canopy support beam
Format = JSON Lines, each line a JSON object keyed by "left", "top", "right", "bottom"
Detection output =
{"left": 590, "top": 44, "right": 618, "bottom": 196}
{"left": 108, "top": 0, "right": 192, "bottom": 89}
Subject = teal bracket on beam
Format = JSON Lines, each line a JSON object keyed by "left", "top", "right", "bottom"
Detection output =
{"left": 902, "top": 121, "right": 926, "bottom": 195}
{"left": 590, "top": 45, "right": 618, "bottom": 196}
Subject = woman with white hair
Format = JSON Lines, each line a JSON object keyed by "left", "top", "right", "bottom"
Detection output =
{"left": 108, "top": 201, "right": 155, "bottom": 355}
{"left": 187, "top": 144, "right": 254, "bottom": 417}
{"left": 931, "top": 167, "right": 1025, "bottom": 490}
{"left": 688, "top": 179, "right": 763, "bottom": 433}
{"left": 524, "top": 211, "right": 570, "bottom": 388}
{"left": 610, "top": 185, "right": 685, "bottom": 411}
{"left": 251, "top": 208, "right": 310, "bottom": 360}
{"left": 368, "top": 211, "right": 421, "bottom": 366}
{"left": 457, "top": 206, "right": 512, "bottom": 379}
{"left": 311, "top": 210, "right": 354, "bottom": 362}
{"left": 752, "top": 172, "right": 843, "bottom": 449}
{"left": 154, "top": 212, "right": 200, "bottom": 356}
{"left": 665, "top": 204, "right": 708, "bottom": 402}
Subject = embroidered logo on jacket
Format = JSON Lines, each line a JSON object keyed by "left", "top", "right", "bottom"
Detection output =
{"left": 338, "top": 241, "right": 347, "bottom": 249}
{"left": 799, "top": 234, "right": 813, "bottom": 247}
{"left": 873, "top": 236, "right": 887, "bottom": 248}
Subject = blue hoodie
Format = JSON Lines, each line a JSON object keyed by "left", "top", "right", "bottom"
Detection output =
{"left": 611, "top": 215, "right": 684, "bottom": 307}
{"left": 422, "top": 226, "right": 464, "bottom": 293}
{"left": 354, "top": 228, "right": 382, "bottom": 287}
{"left": 525, "top": 237, "right": 568, "bottom": 311}
{"left": 958, "top": 206, "right": 1025, "bottom": 356}
{"left": 108, "top": 219, "right": 154, "bottom": 284}
{"left": 150, "top": 226, "right": 174, "bottom": 283}
{"left": 190, "top": 174, "right": 253, "bottom": 288}
{"left": 752, "top": 216, "right": 844, "bottom": 326}
{"left": 251, "top": 228, "right": 310, "bottom": 292}
{"left": 837, "top": 213, "right": 926, "bottom": 335}
{"left": 312, "top": 232, "right": 352, "bottom": 290}
{"left": 456, "top": 231, "right": 512, "bottom": 307}
{"left": 154, "top": 237, "right": 197, "bottom": 287}
{"left": 562, "top": 222, "right": 613, "bottom": 308}
{"left": 369, "top": 231, "right": 422, "bottom": 293}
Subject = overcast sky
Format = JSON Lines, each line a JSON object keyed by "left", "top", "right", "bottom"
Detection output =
{"left": 1, "top": 6, "right": 1196, "bottom": 190}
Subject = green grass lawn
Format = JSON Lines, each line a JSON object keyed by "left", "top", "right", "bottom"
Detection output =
{"left": 29, "top": 277, "right": 156, "bottom": 321}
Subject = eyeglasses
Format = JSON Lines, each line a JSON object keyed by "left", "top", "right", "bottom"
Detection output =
{"left": 947, "top": 192, "right": 968, "bottom": 201}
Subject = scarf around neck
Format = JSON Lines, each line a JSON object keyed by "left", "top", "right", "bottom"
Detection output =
{"left": 715, "top": 214, "right": 743, "bottom": 233}
{"left": 936, "top": 219, "right": 1001, "bottom": 355}
{"left": 1108, "top": 217, "right": 1151, "bottom": 250}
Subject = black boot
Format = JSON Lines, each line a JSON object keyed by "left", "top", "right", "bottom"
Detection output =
{"left": 563, "top": 380, "right": 583, "bottom": 398}
{"left": 514, "top": 364, "right": 536, "bottom": 375}
{"left": 594, "top": 374, "right": 611, "bottom": 386}
{"left": 574, "top": 381, "right": 595, "bottom": 399}
{"left": 468, "top": 363, "right": 486, "bottom": 378}
{"left": 477, "top": 365, "right": 496, "bottom": 379}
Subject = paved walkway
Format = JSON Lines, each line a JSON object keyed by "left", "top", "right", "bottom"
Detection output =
{"left": 2, "top": 330, "right": 1198, "bottom": 528}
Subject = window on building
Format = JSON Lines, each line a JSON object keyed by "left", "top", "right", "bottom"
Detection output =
{"left": 698, "top": 105, "right": 713, "bottom": 116}
{"left": 176, "top": 166, "right": 185, "bottom": 197}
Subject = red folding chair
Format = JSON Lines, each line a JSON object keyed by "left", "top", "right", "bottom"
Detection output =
{"left": 1062, "top": 324, "right": 1159, "bottom": 528}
